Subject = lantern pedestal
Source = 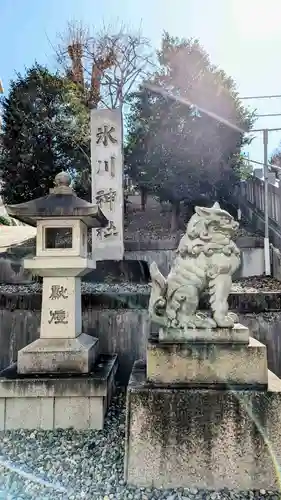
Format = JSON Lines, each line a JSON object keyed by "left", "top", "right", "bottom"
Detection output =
{"left": 0, "top": 354, "right": 117, "bottom": 431}
{"left": 17, "top": 334, "right": 99, "bottom": 375}
{"left": 17, "top": 272, "right": 98, "bottom": 375}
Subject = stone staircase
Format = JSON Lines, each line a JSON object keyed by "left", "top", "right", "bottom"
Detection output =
{"left": 124, "top": 195, "right": 182, "bottom": 241}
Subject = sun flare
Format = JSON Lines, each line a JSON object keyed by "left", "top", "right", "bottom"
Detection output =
{"left": 231, "top": 0, "right": 281, "bottom": 38}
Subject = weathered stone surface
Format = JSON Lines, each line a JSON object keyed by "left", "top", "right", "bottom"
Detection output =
{"left": 158, "top": 322, "right": 249, "bottom": 343}
{"left": 40, "top": 276, "right": 83, "bottom": 339}
{"left": 1, "top": 288, "right": 281, "bottom": 313}
{"left": 238, "top": 247, "right": 265, "bottom": 278}
{"left": 149, "top": 203, "right": 241, "bottom": 331}
{"left": 91, "top": 108, "right": 124, "bottom": 261}
{"left": 3, "top": 290, "right": 281, "bottom": 314}
{"left": 17, "top": 333, "right": 99, "bottom": 374}
{"left": 0, "top": 354, "right": 117, "bottom": 430}
{"left": 0, "top": 254, "right": 35, "bottom": 284}
{"left": 146, "top": 337, "right": 268, "bottom": 387}
{"left": 0, "top": 307, "right": 149, "bottom": 384}
{"left": 124, "top": 360, "right": 281, "bottom": 490}
{"left": 24, "top": 256, "right": 96, "bottom": 277}
{"left": 1, "top": 294, "right": 281, "bottom": 384}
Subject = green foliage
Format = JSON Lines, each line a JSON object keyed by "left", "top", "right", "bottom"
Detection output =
{"left": 270, "top": 149, "right": 281, "bottom": 168}
{"left": 235, "top": 154, "right": 253, "bottom": 180}
{"left": 0, "top": 64, "right": 90, "bottom": 204}
{"left": 125, "top": 32, "right": 254, "bottom": 209}
{"left": 0, "top": 215, "right": 11, "bottom": 225}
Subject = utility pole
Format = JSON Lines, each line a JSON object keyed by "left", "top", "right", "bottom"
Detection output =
{"left": 241, "top": 94, "right": 281, "bottom": 275}
{"left": 263, "top": 129, "right": 270, "bottom": 275}
{"left": 0, "top": 79, "right": 3, "bottom": 133}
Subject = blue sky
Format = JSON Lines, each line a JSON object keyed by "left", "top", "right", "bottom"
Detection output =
{"left": 1, "top": 0, "right": 281, "bottom": 163}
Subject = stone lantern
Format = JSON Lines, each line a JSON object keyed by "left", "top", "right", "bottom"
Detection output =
{"left": 0, "top": 172, "right": 117, "bottom": 431}
{"left": 7, "top": 171, "right": 107, "bottom": 375}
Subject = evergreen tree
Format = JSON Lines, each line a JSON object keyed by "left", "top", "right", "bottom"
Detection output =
{"left": 0, "top": 64, "right": 90, "bottom": 204}
{"left": 125, "top": 33, "right": 254, "bottom": 229}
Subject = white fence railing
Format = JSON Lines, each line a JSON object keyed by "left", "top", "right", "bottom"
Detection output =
{"left": 240, "top": 169, "right": 281, "bottom": 227}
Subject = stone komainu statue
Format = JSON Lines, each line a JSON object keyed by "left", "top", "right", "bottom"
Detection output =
{"left": 149, "top": 202, "right": 241, "bottom": 330}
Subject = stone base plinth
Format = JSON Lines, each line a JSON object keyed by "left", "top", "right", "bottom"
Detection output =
{"left": 24, "top": 257, "right": 96, "bottom": 277}
{"left": 0, "top": 355, "right": 117, "bottom": 430}
{"left": 124, "top": 360, "right": 281, "bottom": 490}
{"left": 147, "top": 337, "right": 268, "bottom": 387}
{"left": 17, "top": 333, "right": 99, "bottom": 375}
{"left": 159, "top": 323, "right": 249, "bottom": 343}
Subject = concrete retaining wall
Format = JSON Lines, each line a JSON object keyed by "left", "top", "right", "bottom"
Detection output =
{"left": 0, "top": 233, "right": 270, "bottom": 284}
{"left": 1, "top": 291, "right": 281, "bottom": 383}
{"left": 125, "top": 237, "right": 266, "bottom": 277}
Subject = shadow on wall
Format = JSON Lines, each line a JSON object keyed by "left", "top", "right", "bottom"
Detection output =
{"left": 0, "top": 251, "right": 151, "bottom": 285}
{"left": 0, "top": 255, "right": 36, "bottom": 284}
{"left": 1, "top": 299, "right": 281, "bottom": 384}
{"left": 241, "top": 312, "right": 281, "bottom": 379}
{"left": 0, "top": 307, "right": 149, "bottom": 384}
{"left": 0, "top": 232, "right": 271, "bottom": 284}
{"left": 85, "top": 260, "right": 150, "bottom": 284}
{"left": 125, "top": 247, "right": 266, "bottom": 279}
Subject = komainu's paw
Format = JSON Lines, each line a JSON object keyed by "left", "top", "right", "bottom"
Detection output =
{"left": 170, "top": 319, "right": 180, "bottom": 328}
{"left": 194, "top": 314, "right": 216, "bottom": 328}
{"left": 228, "top": 312, "right": 238, "bottom": 323}
{"left": 182, "top": 314, "right": 217, "bottom": 329}
{"left": 154, "top": 297, "right": 166, "bottom": 316}
{"left": 213, "top": 314, "right": 235, "bottom": 328}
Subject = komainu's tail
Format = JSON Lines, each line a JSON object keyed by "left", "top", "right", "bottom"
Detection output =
{"left": 148, "top": 262, "right": 167, "bottom": 318}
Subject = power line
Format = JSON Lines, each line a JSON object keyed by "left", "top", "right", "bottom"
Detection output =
{"left": 256, "top": 113, "right": 281, "bottom": 118}
{"left": 246, "top": 157, "right": 280, "bottom": 168}
{"left": 247, "top": 158, "right": 267, "bottom": 167}
{"left": 240, "top": 94, "right": 281, "bottom": 100}
{"left": 251, "top": 127, "right": 281, "bottom": 132}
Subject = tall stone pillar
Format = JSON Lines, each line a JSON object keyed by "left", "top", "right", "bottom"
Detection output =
{"left": 91, "top": 108, "right": 124, "bottom": 261}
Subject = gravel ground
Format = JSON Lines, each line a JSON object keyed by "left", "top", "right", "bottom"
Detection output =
{"left": 231, "top": 277, "right": 281, "bottom": 293}
{"left": 0, "top": 277, "right": 281, "bottom": 296}
{"left": 0, "top": 282, "right": 151, "bottom": 295}
{"left": 9, "top": 225, "right": 258, "bottom": 246}
{"left": 123, "top": 226, "right": 258, "bottom": 242}
{"left": 0, "top": 390, "right": 279, "bottom": 500}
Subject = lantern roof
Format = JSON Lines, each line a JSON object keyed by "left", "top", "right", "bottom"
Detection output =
{"left": 6, "top": 172, "right": 108, "bottom": 228}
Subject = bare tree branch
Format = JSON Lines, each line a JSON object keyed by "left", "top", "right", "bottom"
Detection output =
{"left": 55, "top": 21, "right": 155, "bottom": 110}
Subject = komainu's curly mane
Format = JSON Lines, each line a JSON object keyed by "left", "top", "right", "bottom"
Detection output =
{"left": 176, "top": 203, "right": 240, "bottom": 259}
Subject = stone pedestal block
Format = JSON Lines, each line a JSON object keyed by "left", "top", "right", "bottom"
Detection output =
{"left": 0, "top": 355, "right": 117, "bottom": 430}
{"left": 124, "top": 360, "right": 281, "bottom": 490}
{"left": 40, "top": 276, "right": 82, "bottom": 339}
{"left": 147, "top": 337, "right": 268, "bottom": 387}
{"left": 159, "top": 323, "right": 249, "bottom": 343}
{"left": 17, "top": 334, "right": 99, "bottom": 375}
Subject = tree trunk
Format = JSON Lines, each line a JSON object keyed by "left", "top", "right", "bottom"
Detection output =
{"left": 140, "top": 188, "right": 148, "bottom": 211}
{"left": 124, "top": 194, "right": 128, "bottom": 215}
{"left": 171, "top": 201, "right": 180, "bottom": 232}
